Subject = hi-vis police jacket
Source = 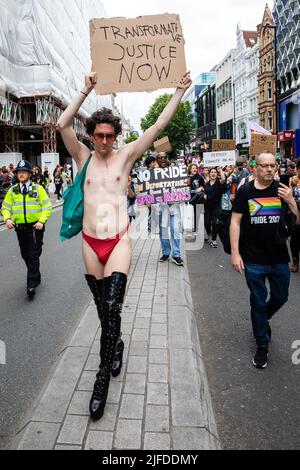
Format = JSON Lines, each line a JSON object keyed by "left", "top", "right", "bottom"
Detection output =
{"left": 1, "top": 181, "right": 52, "bottom": 225}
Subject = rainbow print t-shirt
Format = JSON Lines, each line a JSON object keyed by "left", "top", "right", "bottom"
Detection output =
{"left": 232, "top": 180, "right": 290, "bottom": 264}
{"left": 248, "top": 197, "right": 282, "bottom": 224}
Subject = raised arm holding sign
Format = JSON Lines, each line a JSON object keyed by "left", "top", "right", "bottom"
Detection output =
{"left": 90, "top": 14, "right": 187, "bottom": 94}
{"left": 57, "top": 64, "right": 191, "bottom": 422}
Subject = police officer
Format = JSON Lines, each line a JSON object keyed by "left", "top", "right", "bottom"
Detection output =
{"left": 1, "top": 160, "right": 52, "bottom": 298}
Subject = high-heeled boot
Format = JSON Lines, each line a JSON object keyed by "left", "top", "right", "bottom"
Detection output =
{"left": 85, "top": 274, "right": 125, "bottom": 376}
{"left": 89, "top": 272, "right": 127, "bottom": 421}
{"left": 85, "top": 275, "right": 103, "bottom": 322}
{"left": 111, "top": 337, "right": 125, "bottom": 377}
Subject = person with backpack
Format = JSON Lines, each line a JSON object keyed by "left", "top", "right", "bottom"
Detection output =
{"left": 230, "top": 152, "right": 300, "bottom": 369}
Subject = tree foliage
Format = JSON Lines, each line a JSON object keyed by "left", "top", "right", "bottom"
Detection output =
{"left": 140, "top": 93, "right": 194, "bottom": 159}
{"left": 124, "top": 132, "right": 138, "bottom": 144}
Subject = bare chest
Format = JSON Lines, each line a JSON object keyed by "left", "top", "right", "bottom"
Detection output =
{"left": 84, "top": 162, "right": 127, "bottom": 198}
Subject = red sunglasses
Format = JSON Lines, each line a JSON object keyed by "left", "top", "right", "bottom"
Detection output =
{"left": 93, "top": 132, "right": 116, "bottom": 142}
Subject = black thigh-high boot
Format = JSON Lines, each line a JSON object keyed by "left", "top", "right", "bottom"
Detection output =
{"left": 85, "top": 275, "right": 103, "bottom": 316}
{"left": 85, "top": 274, "right": 125, "bottom": 376}
{"left": 89, "top": 272, "right": 127, "bottom": 421}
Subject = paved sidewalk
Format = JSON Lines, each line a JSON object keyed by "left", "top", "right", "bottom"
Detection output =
{"left": 13, "top": 213, "right": 220, "bottom": 450}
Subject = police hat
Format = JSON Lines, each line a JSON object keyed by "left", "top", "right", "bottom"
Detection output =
{"left": 15, "top": 160, "right": 33, "bottom": 173}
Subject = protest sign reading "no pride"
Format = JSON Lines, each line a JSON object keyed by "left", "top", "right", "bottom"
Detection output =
{"left": 90, "top": 14, "right": 186, "bottom": 94}
{"left": 136, "top": 165, "right": 190, "bottom": 206}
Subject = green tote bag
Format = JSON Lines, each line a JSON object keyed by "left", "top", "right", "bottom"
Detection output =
{"left": 60, "top": 155, "right": 92, "bottom": 241}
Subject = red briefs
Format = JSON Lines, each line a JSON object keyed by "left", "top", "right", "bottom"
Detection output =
{"left": 83, "top": 226, "right": 129, "bottom": 266}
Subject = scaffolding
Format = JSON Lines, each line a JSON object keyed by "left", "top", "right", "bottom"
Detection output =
{"left": 0, "top": 94, "right": 89, "bottom": 155}
{"left": 0, "top": 96, "right": 22, "bottom": 126}
{"left": 3, "top": 126, "right": 20, "bottom": 152}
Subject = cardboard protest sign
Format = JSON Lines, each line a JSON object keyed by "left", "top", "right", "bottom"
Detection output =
{"left": 154, "top": 136, "right": 172, "bottom": 153}
{"left": 203, "top": 151, "right": 237, "bottom": 168}
{"left": 249, "top": 133, "right": 277, "bottom": 157}
{"left": 136, "top": 165, "right": 190, "bottom": 206}
{"left": 90, "top": 14, "right": 186, "bottom": 94}
{"left": 212, "top": 139, "right": 236, "bottom": 152}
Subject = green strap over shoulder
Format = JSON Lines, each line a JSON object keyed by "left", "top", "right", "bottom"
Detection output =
{"left": 59, "top": 154, "right": 93, "bottom": 241}
{"left": 78, "top": 154, "right": 92, "bottom": 187}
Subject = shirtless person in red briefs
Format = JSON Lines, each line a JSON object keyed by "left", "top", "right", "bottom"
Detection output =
{"left": 58, "top": 71, "right": 191, "bottom": 421}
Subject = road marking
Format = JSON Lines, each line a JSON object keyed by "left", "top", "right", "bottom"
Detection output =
{"left": 0, "top": 340, "right": 6, "bottom": 365}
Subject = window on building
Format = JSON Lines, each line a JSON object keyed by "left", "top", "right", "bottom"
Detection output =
{"left": 225, "top": 81, "right": 229, "bottom": 100}
{"left": 261, "top": 112, "right": 265, "bottom": 128}
{"left": 240, "top": 122, "right": 247, "bottom": 140}
{"left": 260, "top": 84, "right": 264, "bottom": 101}
{"left": 268, "top": 111, "right": 273, "bottom": 131}
{"left": 228, "top": 79, "right": 232, "bottom": 99}
{"left": 267, "top": 82, "right": 272, "bottom": 100}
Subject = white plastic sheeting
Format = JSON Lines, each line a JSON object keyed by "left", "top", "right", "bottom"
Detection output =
{"left": 0, "top": 0, "right": 111, "bottom": 117}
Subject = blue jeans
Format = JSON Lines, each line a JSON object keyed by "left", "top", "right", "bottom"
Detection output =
{"left": 244, "top": 263, "right": 290, "bottom": 348}
{"left": 159, "top": 213, "right": 181, "bottom": 258}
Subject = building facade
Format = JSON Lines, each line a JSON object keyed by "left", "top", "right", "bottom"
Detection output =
{"left": 216, "top": 49, "right": 236, "bottom": 140}
{"left": 184, "top": 71, "right": 216, "bottom": 154}
{"left": 195, "top": 82, "right": 217, "bottom": 152}
{"left": 233, "top": 24, "right": 259, "bottom": 150}
{"left": 184, "top": 72, "right": 216, "bottom": 127}
{"left": 273, "top": 0, "right": 300, "bottom": 159}
{"left": 257, "top": 4, "right": 276, "bottom": 135}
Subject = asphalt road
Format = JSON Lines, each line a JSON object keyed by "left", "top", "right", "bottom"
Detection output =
{"left": 187, "top": 238, "right": 300, "bottom": 450}
{"left": 0, "top": 209, "right": 91, "bottom": 449}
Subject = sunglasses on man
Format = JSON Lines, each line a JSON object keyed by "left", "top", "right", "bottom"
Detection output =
{"left": 93, "top": 133, "right": 116, "bottom": 142}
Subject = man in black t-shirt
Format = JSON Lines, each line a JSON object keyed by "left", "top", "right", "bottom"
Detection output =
{"left": 230, "top": 152, "right": 300, "bottom": 369}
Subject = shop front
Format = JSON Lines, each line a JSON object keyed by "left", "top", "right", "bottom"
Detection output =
{"left": 279, "top": 90, "right": 300, "bottom": 159}
{"left": 278, "top": 130, "right": 294, "bottom": 160}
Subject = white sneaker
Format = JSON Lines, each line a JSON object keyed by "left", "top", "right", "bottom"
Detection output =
{"left": 211, "top": 241, "right": 218, "bottom": 248}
